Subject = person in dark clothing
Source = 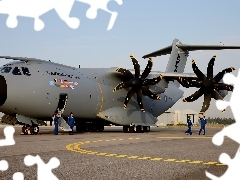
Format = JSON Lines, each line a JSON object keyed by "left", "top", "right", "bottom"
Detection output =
{"left": 54, "top": 113, "right": 60, "bottom": 135}
{"left": 199, "top": 115, "right": 207, "bottom": 135}
{"left": 67, "top": 112, "right": 75, "bottom": 135}
{"left": 185, "top": 116, "right": 193, "bottom": 135}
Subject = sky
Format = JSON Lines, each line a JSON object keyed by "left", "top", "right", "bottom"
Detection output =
{"left": 0, "top": 0, "right": 240, "bottom": 119}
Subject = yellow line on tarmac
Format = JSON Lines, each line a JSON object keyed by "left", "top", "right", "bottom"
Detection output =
{"left": 65, "top": 137, "right": 226, "bottom": 166}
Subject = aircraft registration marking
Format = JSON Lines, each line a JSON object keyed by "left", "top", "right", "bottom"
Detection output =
{"left": 66, "top": 137, "right": 226, "bottom": 166}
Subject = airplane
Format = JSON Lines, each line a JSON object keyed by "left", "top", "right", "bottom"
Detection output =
{"left": 0, "top": 38, "right": 240, "bottom": 134}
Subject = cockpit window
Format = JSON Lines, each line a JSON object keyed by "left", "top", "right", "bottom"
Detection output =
{"left": 12, "top": 67, "right": 22, "bottom": 75}
{"left": 21, "top": 67, "right": 31, "bottom": 76}
{"left": 1, "top": 67, "right": 12, "bottom": 73}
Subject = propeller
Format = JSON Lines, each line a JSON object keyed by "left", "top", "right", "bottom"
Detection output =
{"left": 181, "top": 55, "right": 235, "bottom": 115}
{"left": 113, "top": 55, "right": 162, "bottom": 112}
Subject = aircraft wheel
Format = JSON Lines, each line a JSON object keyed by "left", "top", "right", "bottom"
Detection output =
{"left": 97, "top": 125, "right": 104, "bottom": 132}
{"left": 91, "top": 125, "right": 97, "bottom": 132}
{"left": 22, "top": 125, "right": 28, "bottom": 135}
{"left": 129, "top": 126, "right": 135, "bottom": 133}
{"left": 33, "top": 126, "right": 39, "bottom": 135}
{"left": 123, "top": 126, "right": 129, "bottom": 133}
{"left": 136, "top": 125, "right": 144, "bottom": 133}
{"left": 143, "top": 126, "right": 150, "bottom": 132}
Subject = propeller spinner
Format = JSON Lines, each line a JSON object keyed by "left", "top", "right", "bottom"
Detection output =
{"left": 181, "top": 55, "right": 235, "bottom": 115}
{"left": 113, "top": 55, "right": 162, "bottom": 112}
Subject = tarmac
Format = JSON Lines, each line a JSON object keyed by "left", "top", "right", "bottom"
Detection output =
{"left": 0, "top": 126, "right": 238, "bottom": 180}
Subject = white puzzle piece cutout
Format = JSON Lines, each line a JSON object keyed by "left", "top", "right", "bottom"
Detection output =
{"left": 12, "top": 172, "right": 24, "bottom": 180}
{"left": 0, "top": 0, "right": 80, "bottom": 31}
{"left": 206, "top": 70, "right": 240, "bottom": 179}
{"left": 0, "top": 0, "right": 123, "bottom": 31}
{"left": 0, "top": 126, "right": 15, "bottom": 173}
{"left": 0, "top": 160, "right": 8, "bottom": 171}
{"left": 0, "top": 126, "right": 15, "bottom": 147}
{"left": 24, "top": 155, "right": 60, "bottom": 180}
{"left": 76, "top": 0, "right": 123, "bottom": 30}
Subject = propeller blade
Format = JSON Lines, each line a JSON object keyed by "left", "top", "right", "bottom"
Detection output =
{"left": 115, "top": 68, "right": 134, "bottom": 80}
{"left": 142, "top": 75, "right": 162, "bottom": 86}
{"left": 212, "top": 89, "right": 224, "bottom": 100}
{"left": 142, "top": 86, "right": 161, "bottom": 100}
{"left": 113, "top": 82, "right": 130, "bottom": 92}
{"left": 199, "top": 92, "right": 211, "bottom": 115}
{"left": 182, "top": 88, "right": 203, "bottom": 102}
{"left": 192, "top": 59, "right": 206, "bottom": 81}
{"left": 123, "top": 88, "right": 135, "bottom": 109}
{"left": 213, "top": 67, "right": 236, "bottom": 83}
{"left": 141, "top": 57, "right": 153, "bottom": 79}
{"left": 189, "top": 80, "right": 202, "bottom": 88}
{"left": 136, "top": 89, "right": 145, "bottom": 112}
{"left": 214, "top": 83, "right": 234, "bottom": 91}
{"left": 206, "top": 55, "right": 216, "bottom": 79}
{"left": 212, "top": 89, "right": 226, "bottom": 113}
{"left": 178, "top": 77, "right": 190, "bottom": 88}
{"left": 130, "top": 55, "right": 140, "bottom": 78}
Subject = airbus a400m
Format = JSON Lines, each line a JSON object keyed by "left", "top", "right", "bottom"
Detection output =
{"left": 0, "top": 38, "right": 239, "bottom": 133}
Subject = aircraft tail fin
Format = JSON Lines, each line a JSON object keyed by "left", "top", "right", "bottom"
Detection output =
{"left": 164, "top": 39, "right": 188, "bottom": 87}
{"left": 143, "top": 39, "right": 188, "bottom": 88}
{"left": 142, "top": 38, "right": 240, "bottom": 88}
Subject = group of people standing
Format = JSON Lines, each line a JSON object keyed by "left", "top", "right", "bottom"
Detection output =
{"left": 53, "top": 112, "right": 75, "bottom": 135}
{"left": 185, "top": 115, "right": 207, "bottom": 135}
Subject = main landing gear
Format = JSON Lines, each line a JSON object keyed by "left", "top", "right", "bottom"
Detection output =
{"left": 21, "top": 123, "right": 40, "bottom": 135}
{"left": 76, "top": 122, "right": 105, "bottom": 133}
{"left": 123, "top": 125, "right": 150, "bottom": 133}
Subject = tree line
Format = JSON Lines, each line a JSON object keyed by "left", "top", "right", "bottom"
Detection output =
{"left": 206, "top": 117, "right": 235, "bottom": 125}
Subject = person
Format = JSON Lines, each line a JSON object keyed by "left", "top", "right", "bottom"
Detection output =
{"left": 67, "top": 112, "right": 75, "bottom": 135}
{"left": 185, "top": 116, "right": 192, "bottom": 135}
{"left": 54, "top": 113, "right": 60, "bottom": 135}
{"left": 199, "top": 115, "right": 207, "bottom": 135}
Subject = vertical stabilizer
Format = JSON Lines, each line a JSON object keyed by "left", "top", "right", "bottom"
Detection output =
{"left": 165, "top": 39, "right": 189, "bottom": 87}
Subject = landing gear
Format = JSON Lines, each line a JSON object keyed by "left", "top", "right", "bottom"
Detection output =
{"left": 75, "top": 121, "right": 104, "bottom": 133}
{"left": 32, "top": 125, "right": 40, "bottom": 135}
{"left": 123, "top": 125, "right": 150, "bottom": 133}
{"left": 21, "top": 124, "right": 40, "bottom": 135}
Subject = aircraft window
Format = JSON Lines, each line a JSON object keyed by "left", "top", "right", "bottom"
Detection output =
{"left": 1, "top": 67, "right": 12, "bottom": 73}
{"left": 22, "top": 67, "right": 31, "bottom": 76}
{"left": 12, "top": 67, "right": 22, "bottom": 75}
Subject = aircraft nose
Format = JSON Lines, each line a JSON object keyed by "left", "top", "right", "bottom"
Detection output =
{"left": 0, "top": 75, "right": 7, "bottom": 106}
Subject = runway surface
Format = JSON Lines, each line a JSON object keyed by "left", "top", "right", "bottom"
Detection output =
{"left": 0, "top": 126, "right": 238, "bottom": 180}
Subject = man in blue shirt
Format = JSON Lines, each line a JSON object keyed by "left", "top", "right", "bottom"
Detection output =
{"left": 68, "top": 112, "right": 75, "bottom": 135}
{"left": 199, "top": 115, "right": 207, "bottom": 135}
{"left": 185, "top": 116, "right": 192, "bottom": 135}
{"left": 54, "top": 113, "right": 60, "bottom": 135}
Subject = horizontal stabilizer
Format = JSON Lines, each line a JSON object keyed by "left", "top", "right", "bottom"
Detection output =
{"left": 97, "top": 107, "right": 158, "bottom": 126}
{"left": 143, "top": 44, "right": 240, "bottom": 58}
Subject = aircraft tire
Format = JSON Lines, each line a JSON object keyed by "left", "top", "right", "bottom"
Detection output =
{"left": 143, "top": 126, "right": 150, "bottom": 132}
{"left": 123, "top": 126, "right": 129, "bottom": 133}
{"left": 97, "top": 125, "right": 104, "bottom": 132}
{"left": 136, "top": 125, "right": 144, "bottom": 133}
{"left": 22, "top": 125, "right": 28, "bottom": 135}
{"left": 129, "top": 126, "right": 135, "bottom": 133}
{"left": 33, "top": 126, "right": 39, "bottom": 135}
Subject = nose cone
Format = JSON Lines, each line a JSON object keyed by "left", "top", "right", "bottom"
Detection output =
{"left": 0, "top": 75, "right": 7, "bottom": 106}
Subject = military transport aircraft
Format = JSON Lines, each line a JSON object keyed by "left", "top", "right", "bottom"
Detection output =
{"left": 0, "top": 38, "right": 240, "bottom": 134}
